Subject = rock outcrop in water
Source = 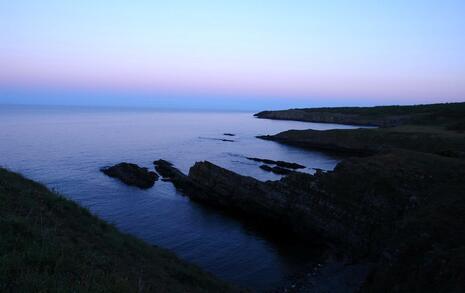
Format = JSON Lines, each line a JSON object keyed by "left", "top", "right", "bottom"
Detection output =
{"left": 101, "top": 162, "right": 158, "bottom": 189}
{"left": 246, "top": 157, "right": 305, "bottom": 169}
{"left": 155, "top": 151, "right": 465, "bottom": 292}
{"left": 259, "top": 164, "right": 294, "bottom": 175}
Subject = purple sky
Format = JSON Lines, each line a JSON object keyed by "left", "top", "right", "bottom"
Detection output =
{"left": 1, "top": 1, "right": 464, "bottom": 109}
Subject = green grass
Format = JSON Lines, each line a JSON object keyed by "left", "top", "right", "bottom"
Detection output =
{"left": 299, "top": 102, "right": 465, "bottom": 121}
{"left": 260, "top": 102, "right": 465, "bottom": 129}
{"left": 268, "top": 125, "right": 465, "bottom": 157}
{"left": 0, "top": 168, "right": 236, "bottom": 292}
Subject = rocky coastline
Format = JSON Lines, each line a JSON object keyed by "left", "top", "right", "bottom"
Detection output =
{"left": 254, "top": 102, "right": 465, "bottom": 128}
{"left": 97, "top": 102, "right": 465, "bottom": 292}
{"left": 152, "top": 151, "right": 465, "bottom": 292}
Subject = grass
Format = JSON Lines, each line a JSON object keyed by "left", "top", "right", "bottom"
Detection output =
{"left": 257, "top": 102, "right": 465, "bottom": 129}
{"left": 265, "top": 124, "right": 465, "bottom": 157}
{"left": 0, "top": 167, "right": 236, "bottom": 292}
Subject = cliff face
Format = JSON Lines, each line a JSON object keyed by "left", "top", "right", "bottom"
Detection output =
{"left": 155, "top": 151, "right": 465, "bottom": 292}
{"left": 158, "top": 151, "right": 465, "bottom": 257}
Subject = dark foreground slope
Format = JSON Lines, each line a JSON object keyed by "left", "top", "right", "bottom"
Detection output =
{"left": 255, "top": 102, "right": 465, "bottom": 128}
{"left": 0, "top": 168, "right": 234, "bottom": 292}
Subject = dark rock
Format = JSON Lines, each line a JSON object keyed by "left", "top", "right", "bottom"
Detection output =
{"left": 199, "top": 137, "right": 235, "bottom": 142}
{"left": 155, "top": 150, "right": 465, "bottom": 292}
{"left": 154, "top": 160, "right": 198, "bottom": 192}
{"left": 223, "top": 133, "right": 236, "bottom": 136}
{"left": 247, "top": 157, "right": 276, "bottom": 164}
{"left": 276, "top": 160, "right": 305, "bottom": 169}
{"left": 246, "top": 157, "right": 305, "bottom": 169}
{"left": 101, "top": 162, "right": 158, "bottom": 189}
{"left": 259, "top": 164, "right": 273, "bottom": 172}
{"left": 259, "top": 164, "right": 294, "bottom": 175}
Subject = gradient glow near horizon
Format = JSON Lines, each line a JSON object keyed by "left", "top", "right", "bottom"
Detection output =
{"left": 1, "top": 0, "right": 465, "bottom": 109}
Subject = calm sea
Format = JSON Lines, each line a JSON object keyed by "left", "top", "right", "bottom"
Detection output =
{"left": 0, "top": 105, "right": 358, "bottom": 291}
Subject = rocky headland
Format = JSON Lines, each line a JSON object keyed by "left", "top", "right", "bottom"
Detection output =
{"left": 154, "top": 150, "right": 465, "bottom": 292}
{"left": 258, "top": 126, "right": 465, "bottom": 157}
{"left": 254, "top": 102, "right": 465, "bottom": 128}
{"left": 151, "top": 102, "right": 465, "bottom": 292}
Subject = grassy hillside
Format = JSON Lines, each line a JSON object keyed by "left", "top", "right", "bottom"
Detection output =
{"left": 259, "top": 125, "right": 465, "bottom": 157}
{"left": 255, "top": 102, "right": 465, "bottom": 128}
{"left": 0, "top": 168, "right": 236, "bottom": 292}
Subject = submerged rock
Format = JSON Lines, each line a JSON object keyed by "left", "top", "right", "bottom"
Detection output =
{"left": 101, "top": 162, "right": 158, "bottom": 189}
{"left": 247, "top": 157, "right": 276, "bottom": 164}
{"left": 199, "top": 137, "right": 235, "bottom": 142}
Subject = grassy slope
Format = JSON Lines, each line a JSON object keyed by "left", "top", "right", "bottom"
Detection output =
{"left": 256, "top": 102, "right": 465, "bottom": 129}
{"left": 0, "top": 168, "right": 236, "bottom": 292}
{"left": 263, "top": 125, "right": 465, "bottom": 156}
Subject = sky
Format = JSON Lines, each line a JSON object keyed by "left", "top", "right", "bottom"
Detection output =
{"left": 1, "top": 0, "right": 464, "bottom": 110}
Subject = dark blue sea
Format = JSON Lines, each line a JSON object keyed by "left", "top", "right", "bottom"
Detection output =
{"left": 0, "top": 105, "right": 359, "bottom": 291}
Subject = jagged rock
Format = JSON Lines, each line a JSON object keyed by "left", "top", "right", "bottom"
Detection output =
{"left": 101, "top": 163, "right": 158, "bottom": 189}
{"left": 155, "top": 152, "right": 465, "bottom": 292}
{"left": 259, "top": 164, "right": 294, "bottom": 175}
{"left": 246, "top": 157, "right": 305, "bottom": 169}
{"left": 275, "top": 161, "right": 305, "bottom": 169}
{"left": 247, "top": 157, "right": 276, "bottom": 164}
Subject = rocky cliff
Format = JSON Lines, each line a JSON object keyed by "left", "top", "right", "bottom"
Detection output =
{"left": 155, "top": 151, "right": 465, "bottom": 291}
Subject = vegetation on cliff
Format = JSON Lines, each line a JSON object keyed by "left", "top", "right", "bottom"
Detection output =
{"left": 253, "top": 102, "right": 465, "bottom": 292}
{"left": 0, "top": 168, "right": 234, "bottom": 292}
{"left": 255, "top": 102, "right": 465, "bottom": 128}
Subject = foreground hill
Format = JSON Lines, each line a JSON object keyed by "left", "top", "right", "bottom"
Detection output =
{"left": 255, "top": 102, "right": 465, "bottom": 128}
{"left": 0, "top": 168, "right": 235, "bottom": 292}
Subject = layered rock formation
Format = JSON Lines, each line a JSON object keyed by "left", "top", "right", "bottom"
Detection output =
{"left": 154, "top": 151, "right": 465, "bottom": 291}
{"left": 246, "top": 157, "right": 305, "bottom": 169}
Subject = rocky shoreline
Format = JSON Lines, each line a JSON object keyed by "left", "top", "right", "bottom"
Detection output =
{"left": 97, "top": 102, "right": 465, "bottom": 292}
{"left": 151, "top": 151, "right": 465, "bottom": 292}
